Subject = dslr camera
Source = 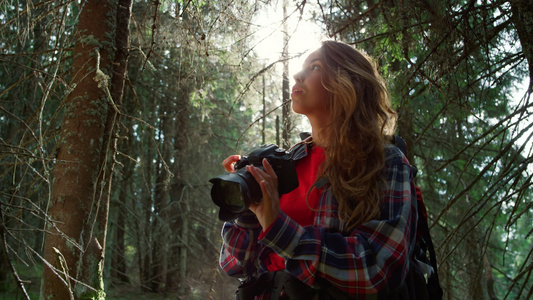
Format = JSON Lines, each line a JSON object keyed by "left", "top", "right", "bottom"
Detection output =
{"left": 209, "top": 144, "right": 299, "bottom": 221}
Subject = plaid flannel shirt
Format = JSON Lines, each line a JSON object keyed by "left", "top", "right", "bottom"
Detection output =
{"left": 220, "top": 140, "right": 418, "bottom": 299}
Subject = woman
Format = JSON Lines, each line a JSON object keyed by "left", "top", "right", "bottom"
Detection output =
{"left": 219, "top": 40, "right": 419, "bottom": 299}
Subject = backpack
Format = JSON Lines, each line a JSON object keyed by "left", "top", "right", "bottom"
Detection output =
{"left": 392, "top": 135, "right": 444, "bottom": 300}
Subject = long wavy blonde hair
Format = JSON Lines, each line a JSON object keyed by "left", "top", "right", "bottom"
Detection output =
{"left": 318, "top": 40, "right": 397, "bottom": 231}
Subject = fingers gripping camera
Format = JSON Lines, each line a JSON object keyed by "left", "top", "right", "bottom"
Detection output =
{"left": 209, "top": 144, "right": 299, "bottom": 221}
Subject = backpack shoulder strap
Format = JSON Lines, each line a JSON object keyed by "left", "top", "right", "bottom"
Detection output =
{"left": 392, "top": 135, "right": 444, "bottom": 299}
{"left": 392, "top": 135, "right": 408, "bottom": 156}
{"left": 289, "top": 132, "right": 312, "bottom": 161}
{"left": 415, "top": 189, "right": 443, "bottom": 299}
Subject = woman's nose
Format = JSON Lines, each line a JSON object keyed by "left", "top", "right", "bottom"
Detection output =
{"left": 293, "top": 71, "right": 304, "bottom": 82}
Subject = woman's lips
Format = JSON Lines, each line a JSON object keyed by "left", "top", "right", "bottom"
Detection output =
{"left": 291, "top": 87, "right": 303, "bottom": 96}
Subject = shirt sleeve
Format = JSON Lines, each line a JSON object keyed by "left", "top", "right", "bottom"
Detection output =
{"left": 219, "top": 210, "right": 263, "bottom": 278}
{"left": 258, "top": 146, "right": 418, "bottom": 296}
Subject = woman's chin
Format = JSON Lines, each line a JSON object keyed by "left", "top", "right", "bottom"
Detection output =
{"left": 291, "top": 102, "right": 305, "bottom": 115}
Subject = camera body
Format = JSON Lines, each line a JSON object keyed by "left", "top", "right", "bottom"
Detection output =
{"left": 234, "top": 144, "right": 298, "bottom": 195}
{"left": 209, "top": 144, "right": 299, "bottom": 221}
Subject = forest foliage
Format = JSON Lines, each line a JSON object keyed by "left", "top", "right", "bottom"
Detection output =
{"left": 0, "top": 0, "right": 532, "bottom": 299}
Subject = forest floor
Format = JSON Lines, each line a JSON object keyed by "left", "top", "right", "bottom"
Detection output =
{"left": 1, "top": 263, "right": 238, "bottom": 299}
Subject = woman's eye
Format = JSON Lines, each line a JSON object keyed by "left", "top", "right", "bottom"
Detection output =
{"left": 311, "top": 65, "right": 320, "bottom": 70}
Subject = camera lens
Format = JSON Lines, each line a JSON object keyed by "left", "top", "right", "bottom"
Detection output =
{"left": 217, "top": 181, "right": 245, "bottom": 212}
{"left": 209, "top": 170, "right": 261, "bottom": 221}
{"left": 209, "top": 144, "right": 298, "bottom": 221}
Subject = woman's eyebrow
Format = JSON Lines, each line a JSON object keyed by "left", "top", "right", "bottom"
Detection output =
{"left": 303, "top": 58, "right": 322, "bottom": 66}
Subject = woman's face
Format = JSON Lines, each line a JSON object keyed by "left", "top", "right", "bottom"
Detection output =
{"left": 291, "top": 49, "right": 331, "bottom": 119}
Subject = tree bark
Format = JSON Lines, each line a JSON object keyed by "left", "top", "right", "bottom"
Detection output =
{"left": 139, "top": 93, "right": 157, "bottom": 291}
{"left": 40, "top": 0, "right": 131, "bottom": 298}
{"left": 150, "top": 114, "right": 172, "bottom": 292}
{"left": 111, "top": 124, "right": 134, "bottom": 284}
{"left": 511, "top": 0, "right": 533, "bottom": 90}
{"left": 164, "top": 91, "right": 190, "bottom": 292}
{"left": 281, "top": 0, "right": 291, "bottom": 149}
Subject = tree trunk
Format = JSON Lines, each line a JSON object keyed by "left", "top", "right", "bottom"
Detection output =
{"left": 106, "top": 0, "right": 133, "bottom": 287}
{"left": 263, "top": 74, "right": 266, "bottom": 145}
{"left": 40, "top": 0, "right": 131, "bottom": 298}
{"left": 111, "top": 79, "right": 135, "bottom": 285}
{"left": 150, "top": 137, "right": 163, "bottom": 292}
{"left": 111, "top": 125, "right": 134, "bottom": 284}
{"left": 165, "top": 91, "right": 190, "bottom": 292}
{"left": 112, "top": 199, "right": 128, "bottom": 283}
{"left": 281, "top": 0, "right": 291, "bottom": 149}
{"left": 511, "top": 0, "right": 533, "bottom": 90}
{"left": 139, "top": 94, "right": 156, "bottom": 291}
{"left": 165, "top": 179, "right": 188, "bottom": 293}
{"left": 178, "top": 200, "right": 189, "bottom": 295}
{"left": 483, "top": 254, "right": 497, "bottom": 300}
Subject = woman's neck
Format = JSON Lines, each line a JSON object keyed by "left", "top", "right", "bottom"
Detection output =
{"left": 308, "top": 116, "right": 330, "bottom": 148}
{"left": 311, "top": 131, "right": 327, "bottom": 148}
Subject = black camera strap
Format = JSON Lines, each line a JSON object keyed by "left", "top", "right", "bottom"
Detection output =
{"left": 236, "top": 271, "right": 291, "bottom": 300}
{"left": 236, "top": 271, "right": 357, "bottom": 300}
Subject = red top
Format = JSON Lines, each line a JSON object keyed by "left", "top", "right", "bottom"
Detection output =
{"left": 260, "top": 144, "right": 326, "bottom": 271}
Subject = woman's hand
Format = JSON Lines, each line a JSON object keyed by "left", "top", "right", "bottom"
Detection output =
{"left": 222, "top": 155, "right": 241, "bottom": 172}
{"left": 246, "top": 159, "right": 280, "bottom": 230}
